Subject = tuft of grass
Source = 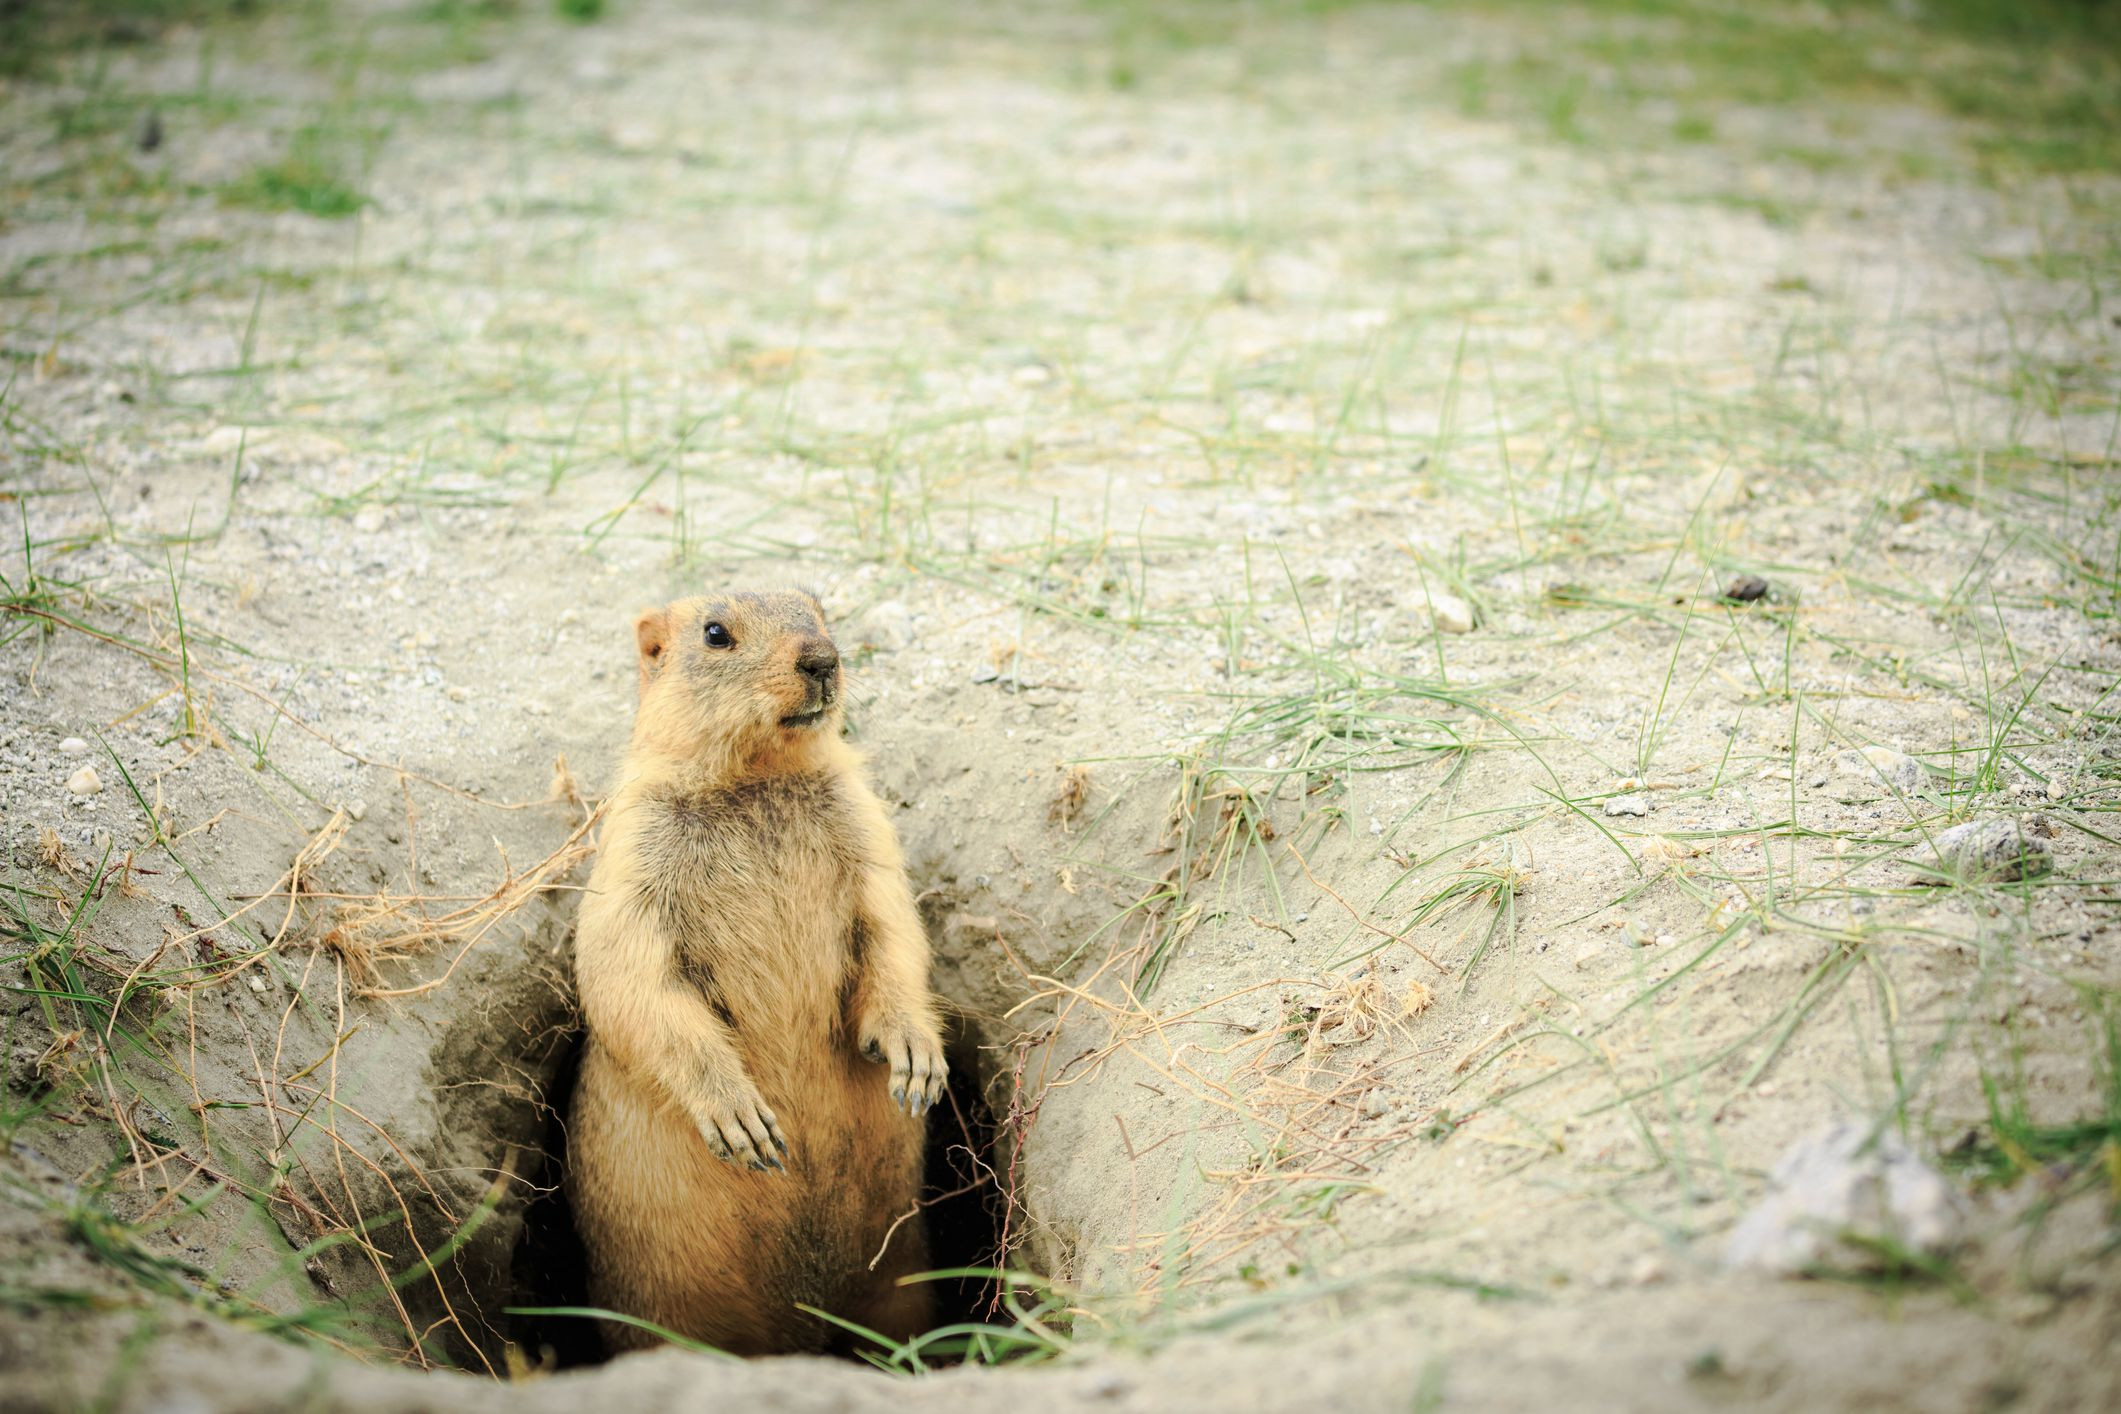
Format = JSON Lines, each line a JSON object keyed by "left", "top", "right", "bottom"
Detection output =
{"left": 224, "top": 126, "right": 367, "bottom": 219}
{"left": 503, "top": 1306, "right": 733, "bottom": 1357}
{"left": 801, "top": 1269, "right": 1074, "bottom": 1373}
{"left": 1423, "top": 0, "right": 2121, "bottom": 181}
{"left": 0, "top": 0, "right": 262, "bottom": 78}
{"left": 1945, "top": 989, "right": 2121, "bottom": 1208}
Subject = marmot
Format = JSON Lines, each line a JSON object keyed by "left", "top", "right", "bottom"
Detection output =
{"left": 567, "top": 589, "right": 946, "bottom": 1356}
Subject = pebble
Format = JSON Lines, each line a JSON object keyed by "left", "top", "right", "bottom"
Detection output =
{"left": 861, "top": 600, "right": 915, "bottom": 651}
{"left": 353, "top": 505, "right": 388, "bottom": 534}
{"left": 1832, "top": 745, "right": 1922, "bottom": 797}
{"left": 199, "top": 425, "right": 261, "bottom": 457}
{"left": 66, "top": 766, "right": 103, "bottom": 796}
{"left": 1424, "top": 592, "right": 1476, "bottom": 634}
{"left": 1721, "top": 574, "right": 1769, "bottom": 603}
{"left": 1724, "top": 1120, "right": 1963, "bottom": 1274}
{"left": 1604, "top": 794, "right": 1650, "bottom": 818}
{"left": 1082, "top": 1371, "right": 1130, "bottom": 1401}
{"left": 1925, "top": 816, "right": 2055, "bottom": 884}
{"left": 59, "top": 737, "right": 89, "bottom": 756}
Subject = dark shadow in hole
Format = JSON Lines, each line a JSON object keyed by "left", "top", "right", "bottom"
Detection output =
{"left": 508, "top": 1023, "right": 601, "bottom": 1371}
{"left": 917, "top": 1018, "right": 1009, "bottom": 1341}
{"left": 506, "top": 1017, "right": 1008, "bottom": 1369}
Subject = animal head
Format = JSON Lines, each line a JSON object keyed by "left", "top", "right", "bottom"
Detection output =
{"left": 630, "top": 589, "right": 843, "bottom": 774}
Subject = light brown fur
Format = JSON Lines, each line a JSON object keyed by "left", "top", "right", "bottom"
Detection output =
{"left": 566, "top": 590, "right": 945, "bottom": 1357}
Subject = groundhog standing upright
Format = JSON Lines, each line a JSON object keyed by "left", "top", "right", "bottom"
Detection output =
{"left": 568, "top": 590, "right": 946, "bottom": 1356}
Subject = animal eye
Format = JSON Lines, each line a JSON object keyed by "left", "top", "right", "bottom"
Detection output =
{"left": 704, "top": 621, "right": 734, "bottom": 649}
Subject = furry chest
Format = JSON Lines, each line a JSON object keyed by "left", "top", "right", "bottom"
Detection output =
{"left": 634, "top": 774, "right": 864, "bottom": 973}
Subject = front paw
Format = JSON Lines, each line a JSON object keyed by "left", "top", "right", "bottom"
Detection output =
{"left": 858, "top": 1016, "right": 946, "bottom": 1116}
{"left": 698, "top": 1087, "right": 790, "bottom": 1173}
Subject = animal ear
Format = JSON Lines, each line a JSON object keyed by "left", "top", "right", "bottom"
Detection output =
{"left": 634, "top": 606, "right": 671, "bottom": 692}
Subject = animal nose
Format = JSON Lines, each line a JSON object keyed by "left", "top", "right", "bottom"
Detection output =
{"left": 796, "top": 638, "right": 840, "bottom": 684}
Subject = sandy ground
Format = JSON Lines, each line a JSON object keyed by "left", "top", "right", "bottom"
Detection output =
{"left": 3, "top": 1, "right": 2119, "bottom": 1410}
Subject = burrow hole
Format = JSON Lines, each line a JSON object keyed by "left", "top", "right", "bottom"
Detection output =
{"left": 508, "top": 1016, "right": 1007, "bottom": 1369}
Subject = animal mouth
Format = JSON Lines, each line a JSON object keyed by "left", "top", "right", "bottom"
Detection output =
{"left": 780, "top": 706, "right": 828, "bottom": 729}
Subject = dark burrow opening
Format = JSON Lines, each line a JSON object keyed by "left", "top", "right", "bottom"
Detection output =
{"left": 507, "top": 1018, "right": 1007, "bottom": 1370}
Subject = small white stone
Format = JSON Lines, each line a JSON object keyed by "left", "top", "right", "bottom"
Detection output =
{"left": 1604, "top": 794, "right": 1650, "bottom": 818}
{"left": 345, "top": 800, "right": 368, "bottom": 822}
{"left": 1725, "top": 1121, "right": 1964, "bottom": 1274}
{"left": 352, "top": 505, "right": 388, "bottom": 534}
{"left": 66, "top": 765, "right": 103, "bottom": 796}
{"left": 860, "top": 601, "right": 916, "bottom": 652}
{"left": 607, "top": 120, "right": 661, "bottom": 153}
{"left": 445, "top": 686, "right": 470, "bottom": 703}
{"left": 1833, "top": 745, "right": 1922, "bottom": 797}
{"left": 199, "top": 425, "right": 261, "bottom": 457}
{"left": 1926, "top": 816, "right": 2055, "bottom": 884}
{"left": 58, "top": 737, "right": 90, "bottom": 756}
{"left": 248, "top": 974, "right": 267, "bottom": 993}
{"left": 1425, "top": 592, "right": 1476, "bottom": 634}
{"left": 1011, "top": 363, "right": 1053, "bottom": 387}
